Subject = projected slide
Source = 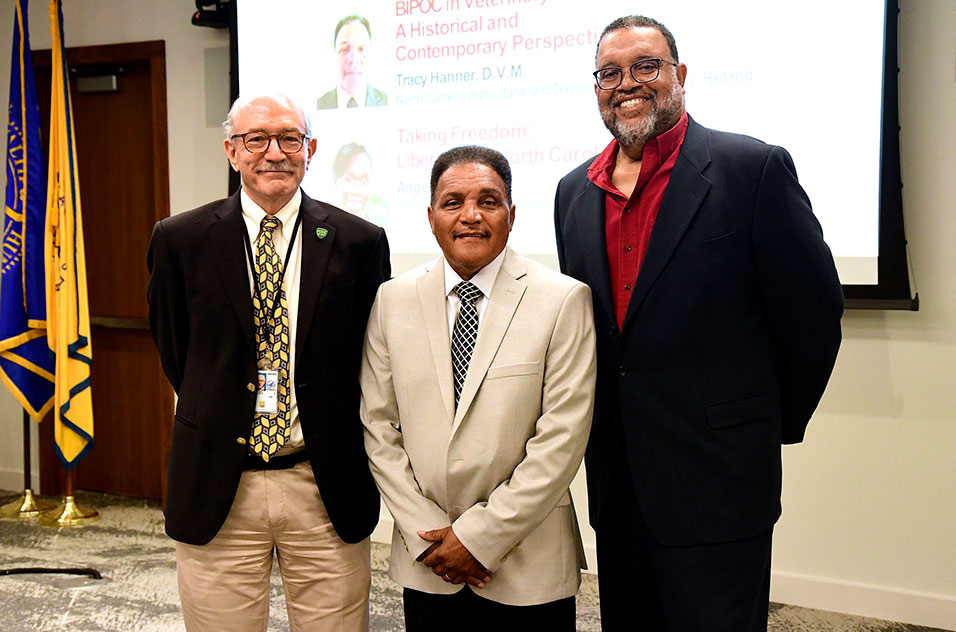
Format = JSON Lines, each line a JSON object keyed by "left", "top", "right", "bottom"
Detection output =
{"left": 238, "top": 0, "right": 884, "bottom": 283}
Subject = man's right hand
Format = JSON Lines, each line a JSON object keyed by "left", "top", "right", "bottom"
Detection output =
{"left": 417, "top": 526, "right": 492, "bottom": 589}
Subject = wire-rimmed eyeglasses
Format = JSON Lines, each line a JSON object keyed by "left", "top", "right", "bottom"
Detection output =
{"left": 593, "top": 58, "right": 679, "bottom": 90}
{"left": 230, "top": 132, "right": 309, "bottom": 154}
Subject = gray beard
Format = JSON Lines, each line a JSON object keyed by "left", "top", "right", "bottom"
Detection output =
{"left": 601, "top": 81, "right": 685, "bottom": 150}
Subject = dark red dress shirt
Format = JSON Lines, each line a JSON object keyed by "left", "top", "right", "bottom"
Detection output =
{"left": 587, "top": 111, "right": 689, "bottom": 329}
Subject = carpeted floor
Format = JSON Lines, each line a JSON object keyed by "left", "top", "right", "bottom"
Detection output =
{"left": 0, "top": 490, "right": 949, "bottom": 632}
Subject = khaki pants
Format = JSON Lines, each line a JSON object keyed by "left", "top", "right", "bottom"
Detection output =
{"left": 176, "top": 461, "right": 371, "bottom": 631}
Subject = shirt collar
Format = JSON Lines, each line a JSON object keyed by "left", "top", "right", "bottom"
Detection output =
{"left": 442, "top": 247, "right": 507, "bottom": 301}
{"left": 587, "top": 110, "right": 690, "bottom": 191}
{"left": 336, "top": 84, "right": 368, "bottom": 108}
{"left": 240, "top": 187, "right": 302, "bottom": 241}
{"left": 651, "top": 109, "right": 689, "bottom": 165}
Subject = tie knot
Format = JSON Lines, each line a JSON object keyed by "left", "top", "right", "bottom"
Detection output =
{"left": 454, "top": 281, "right": 482, "bottom": 305}
{"left": 260, "top": 216, "right": 281, "bottom": 234}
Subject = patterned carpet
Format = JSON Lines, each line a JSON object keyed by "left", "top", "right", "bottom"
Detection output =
{"left": 0, "top": 491, "right": 948, "bottom": 632}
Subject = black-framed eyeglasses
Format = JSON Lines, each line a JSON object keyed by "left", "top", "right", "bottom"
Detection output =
{"left": 230, "top": 132, "right": 309, "bottom": 154}
{"left": 593, "top": 58, "right": 678, "bottom": 90}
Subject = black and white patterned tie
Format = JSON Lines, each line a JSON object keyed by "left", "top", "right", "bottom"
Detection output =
{"left": 451, "top": 281, "right": 482, "bottom": 408}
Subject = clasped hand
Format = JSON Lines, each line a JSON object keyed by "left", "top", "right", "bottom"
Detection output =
{"left": 417, "top": 526, "right": 492, "bottom": 589}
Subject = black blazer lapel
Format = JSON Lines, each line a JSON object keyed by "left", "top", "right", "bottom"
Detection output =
{"left": 622, "top": 118, "right": 712, "bottom": 331}
{"left": 295, "top": 193, "right": 335, "bottom": 360}
{"left": 568, "top": 181, "right": 615, "bottom": 327}
{"left": 208, "top": 193, "right": 256, "bottom": 352}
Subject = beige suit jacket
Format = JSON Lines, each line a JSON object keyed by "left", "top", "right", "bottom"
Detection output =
{"left": 360, "top": 248, "right": 596, "bottom": 606}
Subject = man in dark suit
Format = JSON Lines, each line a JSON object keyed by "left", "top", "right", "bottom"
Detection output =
{"left": 553, "top": 16, "right": 844, "bottom": 632}
{"left": 316, "top": 15, "right": 388, "bottom": 110}
{"left": 148, "top": 93, "right": 389, "bottom": 631}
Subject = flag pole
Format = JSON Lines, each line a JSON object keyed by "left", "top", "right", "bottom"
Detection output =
{"left": 0, "top": 0, "right": 61, "bottom": 520}
{"left": 37, "top": 467, "right": 98, "bottom": 527}
{"left": 35, "top": 0, "right": 97, "bottom": 528}
{"left": 0, "top": 410, "right": 55, "bottom": 519}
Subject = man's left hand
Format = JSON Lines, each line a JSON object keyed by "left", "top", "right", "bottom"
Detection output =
{"left": 417, "top": 526, "right": 492, "bottom": 589}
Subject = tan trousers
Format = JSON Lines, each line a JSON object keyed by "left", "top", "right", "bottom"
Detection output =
{"left": 176, "top": 461, "right": 371, "bottom": 632}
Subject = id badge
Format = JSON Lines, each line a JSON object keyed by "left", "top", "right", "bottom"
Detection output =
{"left": 255, "top": 369, "right": 279, "bottom": 414}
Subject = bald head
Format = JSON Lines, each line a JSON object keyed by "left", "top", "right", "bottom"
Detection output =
{"left": 223, "top": 93, "right": 312, "bottom": 140}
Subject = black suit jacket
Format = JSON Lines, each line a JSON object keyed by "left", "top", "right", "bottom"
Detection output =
{"left": 554, "top": 116, "right": 843, "bottom": 546}
{"left": 147, "top": 189, "right": 390, "bottom": 545}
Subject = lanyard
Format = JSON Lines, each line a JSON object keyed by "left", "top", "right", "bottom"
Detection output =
{"left": 242, "top": 212, "right": 302, "bottom": 337}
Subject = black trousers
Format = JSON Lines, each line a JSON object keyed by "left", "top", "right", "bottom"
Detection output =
{"left": 403, "top": 587, "right": 575, "bottom": 632}
{"left": 596, "top": 453, "right": 773, "bottom": 631}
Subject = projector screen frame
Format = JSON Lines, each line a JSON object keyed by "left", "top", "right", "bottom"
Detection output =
{"left": 840, "top": 0, "right": 917, "bottom": 310}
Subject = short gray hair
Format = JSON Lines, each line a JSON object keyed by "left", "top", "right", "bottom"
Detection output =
{"left": 596, "top": 15, "right": 679, "bottom": 64}
{"left": 222, "top": 93, "right": 312, "bottom": 139}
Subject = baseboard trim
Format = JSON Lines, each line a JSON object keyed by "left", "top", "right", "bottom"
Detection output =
{"left": 370, "top": 516, "right": 393, "bottom": 545}
{"left": 771, "top": 570, "right": 956, "bottom": 630}
{"left": 0, "top": 468, "right": 38, "bottom": 494}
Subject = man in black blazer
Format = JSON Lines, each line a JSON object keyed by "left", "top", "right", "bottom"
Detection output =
{"left": 553, "top": 16, "right": 844, "bottom": 631}
{"left": 148, "top": 94, "right": 389, "bottom": 631}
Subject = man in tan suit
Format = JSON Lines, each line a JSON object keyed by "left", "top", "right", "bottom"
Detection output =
{"left": 360, "top": 146, "right": 596, "bottom": 630}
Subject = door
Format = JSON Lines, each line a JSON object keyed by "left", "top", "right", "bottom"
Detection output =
{"left": 33, "top": 41, "right": 173, "bottom": 501}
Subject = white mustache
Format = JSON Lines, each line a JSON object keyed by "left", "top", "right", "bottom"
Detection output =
{"left": 259, "top": 162, "right": 293, "bottom": 172}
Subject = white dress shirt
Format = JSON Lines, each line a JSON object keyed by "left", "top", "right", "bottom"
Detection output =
{"left": 336, "top": 84, "right": 368, "bottom": 108}
{"left": 442, "top": 248, "right": 507, "bottom": 338}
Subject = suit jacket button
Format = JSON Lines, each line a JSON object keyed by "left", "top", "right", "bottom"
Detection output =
{"left": 618, "top": 366, "right": 627, "bottom": 376}
{"left": 246, "top": 382, "right": 255, "bottom": 392}
{"left": 236, "top": 437, "right": 247, "bottom": 446}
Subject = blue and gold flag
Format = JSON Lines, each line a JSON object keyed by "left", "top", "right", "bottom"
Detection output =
{"left": 0, "top": 0, "right": 55, "bottom": 420}
{"left": 45, "top": 0, "right": 93, "bottom": 469}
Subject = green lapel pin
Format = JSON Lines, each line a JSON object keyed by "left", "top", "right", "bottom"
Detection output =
{"left": 315, "top": 227, "right": 328, "bottom": 239}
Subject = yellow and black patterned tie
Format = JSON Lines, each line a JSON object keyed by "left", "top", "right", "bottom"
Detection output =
{"left": 250, "top": 215, "right": 291, "bottom": 461}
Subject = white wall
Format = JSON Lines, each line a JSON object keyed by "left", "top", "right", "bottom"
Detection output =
{"left": 0, "top": 1, "right": 953, "bottom": 628}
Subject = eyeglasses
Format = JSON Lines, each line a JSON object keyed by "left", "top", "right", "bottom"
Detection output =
{"left": 230, "top": 132, "right": 309, "bottom": 154}
{"left": 593, "top": 58, "right": 678, "bottom": 90}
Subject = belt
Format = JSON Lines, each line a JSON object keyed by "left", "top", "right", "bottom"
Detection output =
{"left": 244, "top": 450, "right": 309, "bottom": 471}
